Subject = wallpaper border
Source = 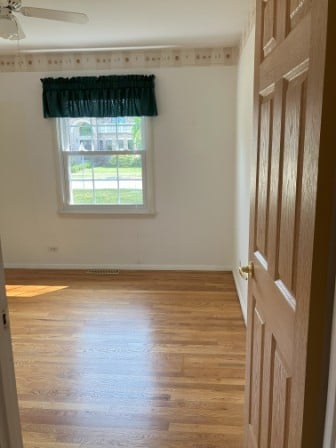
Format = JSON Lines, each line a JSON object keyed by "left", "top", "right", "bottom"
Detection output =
{"left": 0, "top": 46, "right": 238, "bottom": 73}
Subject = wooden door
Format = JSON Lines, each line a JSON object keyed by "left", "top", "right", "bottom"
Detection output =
{"left": 245, "top": 0, "right": 336, "bottom": 446}
{"left": 0, "top": 243, "right": 23, "bottom": 448}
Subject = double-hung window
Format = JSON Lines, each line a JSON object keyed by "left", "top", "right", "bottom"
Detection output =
{"left": 41, "top": 74, "right": 157, "bottom": 214}
{"left": 56, "top": 116, "right": 154, "bottom": 214}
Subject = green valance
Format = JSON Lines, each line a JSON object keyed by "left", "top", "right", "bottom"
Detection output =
{"left": 41, "top": 75, "right": 158, "bottom": 118}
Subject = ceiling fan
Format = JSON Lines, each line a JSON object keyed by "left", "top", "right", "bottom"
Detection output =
{"left": 0, "top": 0, "right": 88, "bottom": 40}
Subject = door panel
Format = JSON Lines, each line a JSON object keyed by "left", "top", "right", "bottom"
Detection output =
{"left": 268, "top": 345, "right": 291, "bottom": 448}
{"left": 248, "top": 302, "right": 265, "bottom": 446}
{"left": 255, "top": 91, "right": 274, "bottom": 261}
{"left": 278, "top": 70, "right": 308, "bottom": 296}
{"left": 290, "top": 0, "right": 312, "bottom": 29}
{"left": 245, "top": 0, "right": 335, "bottom": 446}
{"left": 262, "top": 0, "right": 277, "bottom": 57}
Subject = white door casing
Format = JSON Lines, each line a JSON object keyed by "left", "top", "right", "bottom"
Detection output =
{"left": 0, "top": 241, "right": 23, "bottom": 448}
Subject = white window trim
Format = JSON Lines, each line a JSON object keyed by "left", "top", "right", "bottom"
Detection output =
{"left": 53, "top": 117, "right": 155, "bottom": 215}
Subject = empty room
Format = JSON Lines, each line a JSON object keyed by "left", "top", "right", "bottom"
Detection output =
{"left": 0, "top": 1, "right": 336, "bottom": 447}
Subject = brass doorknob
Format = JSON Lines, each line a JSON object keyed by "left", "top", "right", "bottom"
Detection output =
{"left": 238, "top": 262, "right": 254, "bottom": 280}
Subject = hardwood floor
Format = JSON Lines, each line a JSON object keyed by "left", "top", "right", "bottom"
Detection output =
{"left": 5, "top": 270, "right": 246, "bottom": 448}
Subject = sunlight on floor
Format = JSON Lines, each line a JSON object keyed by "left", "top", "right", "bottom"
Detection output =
{"left": 6, "top": 285, "right": 68, "bottom": 297}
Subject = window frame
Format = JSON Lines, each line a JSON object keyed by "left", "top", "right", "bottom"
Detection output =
{"left": 53, "top": 117, "right": 155, "bottom": 215}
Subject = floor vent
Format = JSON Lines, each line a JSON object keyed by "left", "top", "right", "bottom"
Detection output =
{"left": 86, "top": 269, "right": 120, "bottom": 276}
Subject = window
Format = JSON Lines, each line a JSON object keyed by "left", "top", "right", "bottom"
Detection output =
{"left": 55, "top": 116, "right": 154, "bottom": 214}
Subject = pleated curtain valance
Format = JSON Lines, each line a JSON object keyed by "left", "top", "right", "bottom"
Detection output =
{"left": 41, "top": 75, "right": 158, "bottom": 118}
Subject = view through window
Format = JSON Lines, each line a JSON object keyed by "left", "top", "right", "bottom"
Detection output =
{"left": 56, "top": 117, "right": 153, "bottom": 213}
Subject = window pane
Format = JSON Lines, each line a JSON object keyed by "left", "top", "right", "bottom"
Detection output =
{"left": 130, "top": 117, "right": 143, "bottom": 151}
{"left": 68, "top": 154, "right": 143, "bottom": 205}
{"left": 64, "top": 117, "right": 143, "bottom": 152}
{"left": 79, "top": 123, "right": 93, "bottom": 137}
{"left": 68, "top": 155, "right": 94, "bottom": 203}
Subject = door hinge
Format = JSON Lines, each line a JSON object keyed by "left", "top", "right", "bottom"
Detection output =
{"left": 2, "top": 312, "right": 7, "bottom": 328}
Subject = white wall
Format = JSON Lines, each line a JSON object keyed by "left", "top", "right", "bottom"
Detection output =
{"left": 0, "top": 66, "right": 237, "bottom": 270}
{"left": 232, "top": 29, "right": 255, "bottom": 322}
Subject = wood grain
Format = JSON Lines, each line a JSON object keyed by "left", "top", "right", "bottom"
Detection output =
{"left": 262, "top": 0, "right": 277, "bottom": 57}
{"left": 290, "top": 0, "right": 312, "bottom": 29}
{"left": 5, "top": 269, "right": 246, "bottom": 448}
{"left": 278, "top": 72, "right": 307, "bottom": 294}
{"left": 256, "top": 95, "right": 273, "bottom": 260}
{"left": 247, "top": 0, "right": 336, "bottom": 446}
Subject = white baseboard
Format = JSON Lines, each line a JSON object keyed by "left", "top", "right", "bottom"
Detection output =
{"left": 232, "top": 268, "right": 247, "bottom": 326}
{"left": 4, "top": 262, "right": 233, "bottom": 272}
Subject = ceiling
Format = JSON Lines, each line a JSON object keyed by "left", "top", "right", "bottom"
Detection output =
{"left": 0, "top": 0, "right": 249, "bottom": 54}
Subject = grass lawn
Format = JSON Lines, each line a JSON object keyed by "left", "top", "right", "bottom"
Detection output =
{"left": 73, "top": 189, "right": 143, "bottom": 205}
{"left": 71, "top": 167, "right": 142, "bottom": 179}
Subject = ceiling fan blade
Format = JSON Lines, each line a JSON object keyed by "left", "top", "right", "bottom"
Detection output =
{"left": 19, "top": 7, "right": 88, "bottom": 24}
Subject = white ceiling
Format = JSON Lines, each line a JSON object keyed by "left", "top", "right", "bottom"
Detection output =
{"left": 0, "top": 0, "right": 249, "bottom": 54}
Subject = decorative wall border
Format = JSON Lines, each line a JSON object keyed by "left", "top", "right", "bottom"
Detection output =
{"left": 0, "top": 46, "right": 238, "bottom": 73}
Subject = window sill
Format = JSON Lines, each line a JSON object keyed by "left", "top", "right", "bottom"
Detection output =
{"left": 58, "top": 204, "right": 156, "bottom": 216}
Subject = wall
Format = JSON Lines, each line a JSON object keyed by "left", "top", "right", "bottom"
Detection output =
{"left": 232, "top": 28, "right": 255, "bottom": 322}
{"left": 0, "top": 65, "right": 237, "bottom": 270}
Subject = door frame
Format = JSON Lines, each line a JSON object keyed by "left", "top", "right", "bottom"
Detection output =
{"left": 0, "top": 243, "right": 24, "bottom": 448}
{"left": 301, "top": 0, "right": 336, "bottom": 443}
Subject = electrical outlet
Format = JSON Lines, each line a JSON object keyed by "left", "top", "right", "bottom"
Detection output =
{"left": 48, "top": 246, "right": 58, "bottom": 253}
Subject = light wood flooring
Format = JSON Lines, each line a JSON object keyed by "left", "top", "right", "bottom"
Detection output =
{"left": 5, "top": 270, "right": 246, "bottom": 448}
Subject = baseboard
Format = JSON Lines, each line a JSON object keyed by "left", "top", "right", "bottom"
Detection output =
{"left": 4, "top": 262, "right": 233, "bottom": 272}
{"left": 232, "top": 268, "right": 247, "bottom": 326}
